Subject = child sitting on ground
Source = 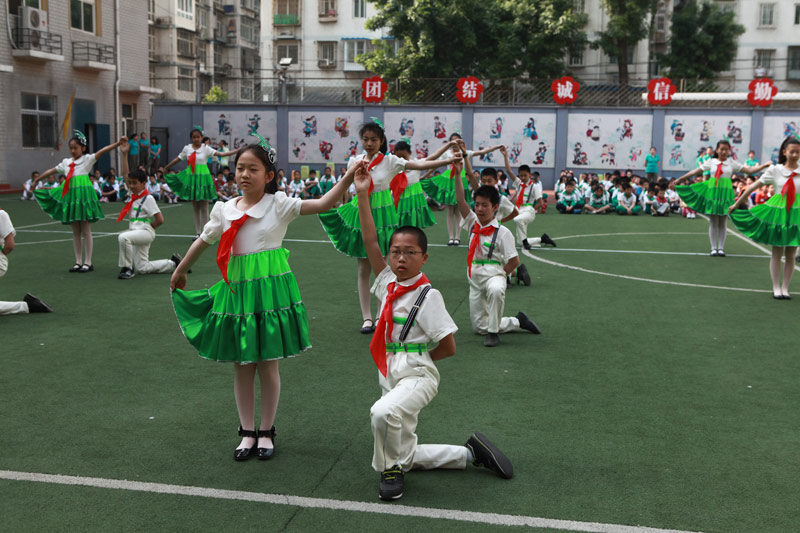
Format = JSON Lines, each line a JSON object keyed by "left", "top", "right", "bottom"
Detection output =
{"left": 584, "top": 183, "right": 612, "bottom": 214}
{"left": 651, "top": 186, "right": 670, "bottom": 216}
{"left": 556, "top": 179, "right": 584, "bottom": 214}
{"left": 616, "top": 183, "right": 642, "bottom": 215}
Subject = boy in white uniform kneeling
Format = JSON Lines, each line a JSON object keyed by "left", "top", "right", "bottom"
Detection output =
{"left": 0, "top": 206, "right": 52, "bottom": 315}
{"left": 454, "top": 156, "right": 542, "bottom": 347}
{"left": 354, "top": 160, "right": 513, "bottom": 502}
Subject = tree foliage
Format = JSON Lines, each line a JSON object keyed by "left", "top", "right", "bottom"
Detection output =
{"left": 202, "top": 85, "right": 228, "bottom": 103}
{"left": 360, "top": 0, "right": 588, "bottom": 79}
{"left": 658, "top": 0, "right": 745, "bottom": 79}
{"left": 593, "top": 0, "right": 658, "bottom": 85}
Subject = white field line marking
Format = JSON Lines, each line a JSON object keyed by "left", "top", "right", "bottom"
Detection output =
{"left": 552, "top": 232, "right": 706, "bottom": 241}
{"left": 15, "top": 234, "right": 117, "bottom": 246}
{"left": 13, "top": 203, "right": 184, "bottom": 229}
{"left": 0, "top": 470, "right": 699, "bottom": 533}
{"left": 536, "top": 248, "right": 767, "bottom": 259}
{"left": 521, "top": 249, "right": 786, "bottom": 294}
{"left": 702, "top": 214, "right": 800, "bottom": 274}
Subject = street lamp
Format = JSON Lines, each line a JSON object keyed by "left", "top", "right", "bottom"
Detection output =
{"left": 278, "top": 57, "right": 292, "bottom": 103}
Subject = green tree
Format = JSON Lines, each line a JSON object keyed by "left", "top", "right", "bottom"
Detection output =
{"left": 658, "top": 0, "right": 745, "bottom": 80}
{"left": 360, "top": 0, "right": 587, "bottom": 79}
{"left": 202, "top": 85, "right": 228, "bottom": 103}
{"left": 594, "top": 0, "right": 658, "bottom": 85}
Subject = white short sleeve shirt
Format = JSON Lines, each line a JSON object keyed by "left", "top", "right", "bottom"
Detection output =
{"left": 56, "top": 154, "right": 96, "bottom": 176}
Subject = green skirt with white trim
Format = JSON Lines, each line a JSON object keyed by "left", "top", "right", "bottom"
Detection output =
{"left": 398, "top": 181, "right": 436, "bottom": 228}
{"left": 729, "top": 193, "right": 800, "bottom": 246}
{"left": 164, "top": 164, "right": 217, "bottom": 201}
{"left": 675, "top": 177, "right": 735, "bottom": 216}
{"left": 420, "top": 168, "right": 472, "bottom": 206}
{"left": 34, "top": 174, "right": 104, "bottom": 224}
{"left": 318, "top": 188, "right": 399, "bottom": 258}
{"left": 172, "top": 248, "right": 311, "bottom": 362}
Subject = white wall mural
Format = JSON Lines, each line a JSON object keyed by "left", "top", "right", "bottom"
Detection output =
{"left": 566, "top": 113, "right": 653, "bottom": 170}
{"left": 472, "top": 111, "right": 556, "bottom": 168}
{"left": 662, "top": 114, "right": 751, "bottom": 170}
{"left": 383, "top": 111, "right": 463, "bottom": 160}
{"left": 287, "top": 111, "right": 362, "bottom": 164}
{"left": 203, "top": 110, "right": 278, "bottom": 152}
{"left": 762, "top": 115, "right": 800, "bottom": 165}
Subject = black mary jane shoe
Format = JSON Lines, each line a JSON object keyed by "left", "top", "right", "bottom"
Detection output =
{"left": 234, "top": 426, "right": 258, "bottom": 461}
{"left": 69, "top": 263, "right": 82, "bottom": 273}
{"left": 79, "top": 264, "right": 94, "bottom": 273}
{"left": 257, "top": 426, "right": 276, "bottom": 460}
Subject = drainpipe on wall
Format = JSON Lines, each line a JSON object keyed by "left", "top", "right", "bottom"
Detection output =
{"left": 114, "top": 0, "right": 121, "bottom": 169}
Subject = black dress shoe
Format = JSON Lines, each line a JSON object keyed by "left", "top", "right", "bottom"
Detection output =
{"left": 257, "top": 426, "right": 276, "bottom": 460}
{"left": 23, "top": 294, "right": 53, "bottom": 313}
{"left": 234, "top": 426, "right": 258, "bottom": 461}
{"left": 484, "top": 332, "right": 500, "bottom": 347}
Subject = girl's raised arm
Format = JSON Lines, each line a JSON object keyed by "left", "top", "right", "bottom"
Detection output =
{"left": 426, "top": 140, "right": 456, "bottom": 161}
{"left": 300, "top": 162, "right": 359, "bottom": 215}
{"left": 674, "top": 167, "right": 703, "bottom": 185}
{"left": 742, "top": 162, "right": 771, "bottom": 175}
{"left": 95, "top": 137, "right": 126, "bottom": 160}
{"left": 354, "top": 164, "right": 387, "bottom": 277}
{"left": 32, "top": 167, "right": 58, "bottom": 184}
{"left": 406, "top": 155, "right": 459, "bottom": 171}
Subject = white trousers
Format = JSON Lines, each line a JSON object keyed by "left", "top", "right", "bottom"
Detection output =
{"left": 513, "top": 206, "right": 536, "bottom": 245}
{"left": 118, "top": 229, "right": 175, "bottom": 274}
{"left": 468, "top": 274, "right": 521, "bottom": 334}
{"left": 0, "top": 301, "right": 28, "bottom": 315}
{"left": 371, "top": 352, "right": 467, "bottom": 472}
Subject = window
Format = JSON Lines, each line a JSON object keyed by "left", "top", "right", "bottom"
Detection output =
{"left": 276, "top": 42, "right": 299, "bottom": 65}
{"left": 148, "top": 26, "right": 156, "bottom": 61}
{"left": 788, "top": 46, "right": 800, "bottom": 79}
{"left": 754, "top": 49, "right": 775, "bottom": 70}
{"left": 121, "top": 103, "right": 136, "bottom": 138}
{"left": 198, "top": 43, "right": 208, "bottom": 67}
{"left": 276, "top": 0, "right": 299, "bottom": 15}
{"left": 197, "top": 7, "right": 209, "bottom": 31}
{"left": 573, "top": 0, "right": 585, "bottom": 12}
{"left": 758, "top": 3, "right": 775, "bottom": 27}
{"left": 795, "top": 4, "right": 800, "bottom": 24}
{"left": 21, "top": 93, "right": 57, "bottom": 149}
{"left": 241, "top": 20, "right": 257, "bottom": 45}
{"left": 178, "top": 67, "right": 194, "bottom": 92}
{"left": 241, "top": 80, "right": 253, "bottom": 101}
{"left": 353, "top": 0, "right": 366, "bottom": 18}
{"left": 345, "top": 39, "right": 371, "bottom": 63}
{"left": 70, "top": 0, "right": 95, "bottom": 33}
{"left": 177, "top": 0, "right": 193, "bottom": 20}
{"left": 177, "top": 29, "right": 195, "bottom": 57}
{"left": 8, "top": 1, "right": 42, "bottom": 14}
{"left": 569, "top": 48, "right": 584, "bottom": 66}
{"left": 148, "top": 0, "right": 155, "bottom": 21}
{"left": 149, "top": 63, "right": 156, "bottom": 86}
{"left": 319, "top": 0, "right": 336, "bottom": 16}
{"left": 318, "top": 41, "right": 336, "bottom": 67}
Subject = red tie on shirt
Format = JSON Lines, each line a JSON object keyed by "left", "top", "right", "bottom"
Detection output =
{"left": 782, "top": 172, "right": 798, "bottom": 216}
{"left": 389, "top": 172, "right": 408, "bottom": 209}
{"left": 365, "top": 152, "right": 384, "bottom": 194}
{"left": 467, "top": 222, "right": 499, "bottom": 278}
{"left": 61, "top": 162, "right": 76, "bottom": 198}
{"left": 369, "top": 273, "right": 430, "bottom": 377}
{"left": 116, "top": 190, "right": 149, "bottom": 222}
{"left": 449, "top": 164, "right": 458, "bottom": 179}
{"left": 187, "top": 151, "right": 197, "bottom": 174}
{"left": 713, "top": 163, "right": 723, "bottom": 187}
{"left": 516, "top": 181, "right": 528, "bottom": 207}
{"left": 216, "top": 214, "right": 250, "bottom": 293}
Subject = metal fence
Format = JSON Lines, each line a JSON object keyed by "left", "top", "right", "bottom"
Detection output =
{"left": 150, "top": 76, "right": 796, "bottom": 108}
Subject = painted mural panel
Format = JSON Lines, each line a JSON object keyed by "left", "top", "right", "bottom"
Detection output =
{"left": 287, "top": 111, "right": 362, "bottom": 164}
{"left": 383, "top": 111, "right": 462, "bottom": 160}
{"left": 566, "top": 113, "right": 653, "bottom": 170}
{"left": 472, "top": 112, "right": 557, "bottom": 168}
{"left": 203, "top": 110, "right": 278, "bottom": 151}
{"left": 662, "top": 114, "right": 751, "bottom": 170}
{"left": 761, "top": 115, "right": 800, "bottom": 165}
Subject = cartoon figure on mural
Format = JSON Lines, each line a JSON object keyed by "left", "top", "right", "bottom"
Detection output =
{"left": 218, "top": 114, "right": 231, "bottom": 136}
{"left": 345, "top": 140, "right": 359, "bottom": 162}
{"left": 246, "top": 113, "right": 261, "bottom": 135}
{"left": 478, "top": 141, "right": 495, "bottom": 162}
{"left": 334, "top": 117, "right": 349, "bottom": 138}
{"left": 671, "top": 120, "right": 685, "bottom": 141}
{"left": 319, "top": 140, "right": 333, "bottom": 160}
{"left": 601, "top": 144, "right": 610, "bottom": 165}
{"left": 433, "top": 116, "right": 447, "bottom": 139}
{"left": 699, "top": 121, "right": 712, "bottom": 142}
{"left": 523, "top": 118, "right": 538, "bottom": 140}
{"left": 399, "top": 118, "right": 416, "bottom": 138}
{"left": 292, "top": 139, "right": 306, "bottom": 160}
{"left": 508, "top": 142, "right": 522, "bottom": 164}
{"left": 534, "top": 142, "right": 548, "bottom": 165}
{"left": 489, "top": 117, "right": 504, "bottom": 139}
{"left": 233, "top": 137, "right": 248, "bottom": 150}
{"left": 573, "top": 142, "right": 588, "bottom": 166}
{"left": 770, "top": 146, "right": 780, "bottom": 164}
{"left": 608, "top": 144, "right": 616, "bottom": 166}
{"left": 618, "top": 119, "right": 633, "bottom": 141}
{"left": 783, "top": 121, "right": 798, "bottom": 138}
{"left": 629, "top": 146, "right": 642, "bottom": 164}
{"left": 669, "top": 145, "right": 684, "bottom": 166}
{"left": 302, "top": 116, "right": 317, "bottom": 138}
{"left": 726, "top": 121, "right": 742, "bottom": 144}
{"left": 415, "top": 140, "right": 429, "bottom": 159}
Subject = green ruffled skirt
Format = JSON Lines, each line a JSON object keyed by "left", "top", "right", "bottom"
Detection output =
{"left": 420, "top": 168, "right": 472, "bottom": 206}
{"left": 34, "top": 174, "right": 104, "bottom": 224}
{"left": 165, "top": 164, "right": 216, "bottom": 201}
{"left": 318, "top": 189, "right": 398, "bottom": 258}
{"left": 398, "top": 181, "right": 436, "bottom": 228}
{"left": 172, "top": 248, "right": 311, "bottom": 362}
{"left": 729, "top": 193, "right": 800, "bottom": 246}
{"left": 676, "top": 177, "right": 734, "bottom": 216}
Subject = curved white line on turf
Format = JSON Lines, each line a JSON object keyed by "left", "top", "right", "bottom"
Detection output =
{"left": 0, "top": 470, "right": 699, "bottom": 533}
{"left": 552, "top": 232, "right": 706, "bottom": 241}
{"left": 521, "top": 249, "right": 782, "bottom": 294}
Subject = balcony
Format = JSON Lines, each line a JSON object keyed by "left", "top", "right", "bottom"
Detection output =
{"left": 273, "top": 13, "right": 299, "bottom": 25}
{"left": 318, "top": 58, "right": 336, "bottom": 69}
{"left": 11, "top": 29, "right": 64, "bottom": 61}
{"left": 72, "top": 42, "right": 115, "bottom": 71}
{"left": 319, "top": 9, "right": 337, "bottom": 22}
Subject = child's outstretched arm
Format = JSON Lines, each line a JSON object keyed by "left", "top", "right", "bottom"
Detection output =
{"left": 426, "top": 140, "right": 457, "bottom": 161}
{"left": 32, "top": 167, "right": 58, "bottom": 185}
{"left": 354, "top": 163, "right": 387, "bottom": 277}
{"left": 405, "top": 154, "right": 460, "bottom": 172}
{"left": 501, "top": 146, "right": 517, "bottom": 182}
{"left": 170, "top": 238, "right": 210, "bottom": 291}
{"left": 729, "top": 180, "right": 764, "bottom": 213}
{"left": 674, "top": 167, "right": 703, "bottom": 185}
{"left": 300, "top": 163, "right": 359, "bottom": 215}
{"left": 418, "top": 169, "right": 436, "bottom": 181}
{"left": 472, "top": 144, "right": 503, "bottom": 157}
{"left": 214, "top": 148, "right": 239, "bottom": 158}
{"left": 95, "top": 137, "right": 126, "bottom": 160}
{"left": 120, "top": 138, "right": 129, "bottom": 177}
{"left": 742, "top": 162, "right": 771, "bottom": 175}
{"left": 464, "top": 148, "right": 480, "bottom": 192}
{"left": 452, "top": 155, "right": 471, "bottom": 219}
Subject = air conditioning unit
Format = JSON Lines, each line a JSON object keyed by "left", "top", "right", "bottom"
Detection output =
{"left": 318, "top": 58, "right": 335, "bottom": 67}
{"left": 19, "top": 6, "right": 48, "bottom": 31}
{"left": 155, "top": 16, "right": 172, "bottom": 27}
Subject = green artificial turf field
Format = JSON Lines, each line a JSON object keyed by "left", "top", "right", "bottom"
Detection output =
{"left": 1, "top": 198, "right": 799, "bottom": 532}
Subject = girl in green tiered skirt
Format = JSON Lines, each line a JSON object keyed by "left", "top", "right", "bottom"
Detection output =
{"left": 170, "top": 136, "right": 357, "bottom": 461}
{"left": 674, "top": 140, "right": 770, "bottom": 256}
{"left": 319, "top": 120, "right": 461, "bottom": 333}
{"left": 163, "top": 127, "right": 238, "bottom": 236}
{"left": 31, "top": 131, "right": 124, "bottom": 272}
{"left": 391, "top": 141, "right": 436, "bottom": 229}
{"left": 729, "top": 136, "right": 799, "bottom": 299}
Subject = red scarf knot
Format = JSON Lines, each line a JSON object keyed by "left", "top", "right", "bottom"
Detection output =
{"left": 467, "top": 222, "right": 499, "bottom": 277}
{"left": 369, "top": 273, "right": 430, "bottom": 377}
{"left": 116, "top": 190, "right": 149, "bottom": 222}
{"left": 389, "top": 172, "right": 408, "bottom": 209}
{"left": 216, "top": 214, "right": 250, "bottom": 293}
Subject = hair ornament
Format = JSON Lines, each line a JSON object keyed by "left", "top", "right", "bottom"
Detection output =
{"left": 192, "top": 125, "right": 204, "bottom": 134}
{"left": 73, "top": 130, "right": 87, "bottom": 146}
{"left": 370, "top": 117, "right": 385, "bottom": 130}
{"left": 249, "top": 131, "right": 277, "bottom": 164}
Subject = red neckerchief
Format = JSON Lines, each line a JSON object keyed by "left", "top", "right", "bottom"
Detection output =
{"left": 366, "top": 153, "right": 384, "bottom": 194}
{"left": 389, "top": 172, "right": 408, "bottom": 209}
{"left": 188, "top": 151, "right": 197, "bottom": 174}
{"left": 468, "top": 222, "right": 498, "bottom": 277}
{"left": 516, "top": 181, "right": 529, "bottom": 207}
{"left": 369, "top": 273, "right": 430, "bottom": 377}
{"left": 116, "top": 190, "right": 149, "bottom": 222}
{"left": 216, "top": 214, "right": 250, "bottom": 293}
{"left": 782, "top": 172, "right": 798, "bottom": 217}
{"left": 713, "top": 162, "right": 723, "bottom": 187}
{"left": 61, "top": 162, "right": 76, "bottom": 198}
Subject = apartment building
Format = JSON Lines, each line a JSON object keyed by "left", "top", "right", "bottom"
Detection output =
{"left": 148, "top": 0, "right": 262, "bottom": 103}
{"left": 0, "top": 0, "right": 153, "bottom": 187}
